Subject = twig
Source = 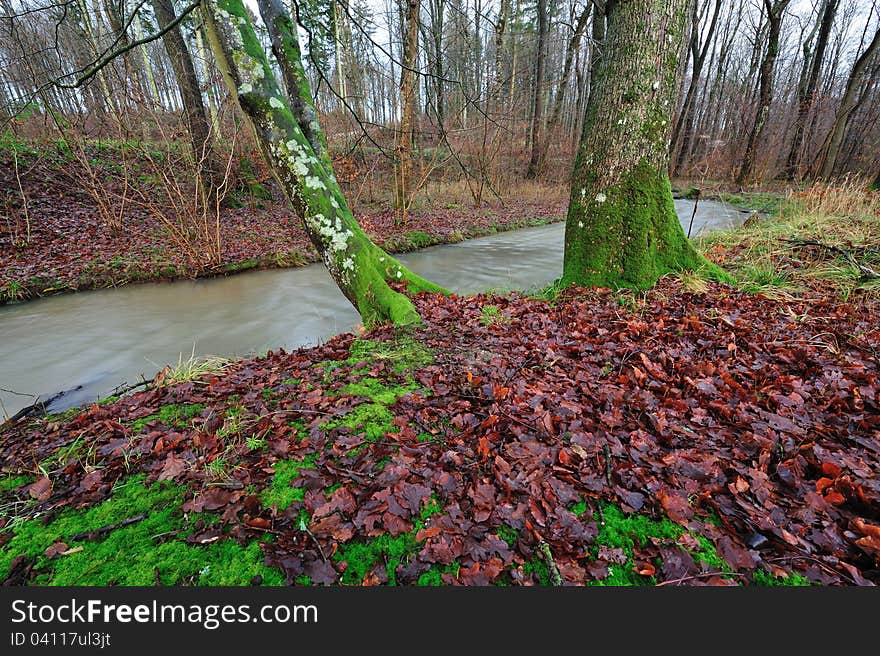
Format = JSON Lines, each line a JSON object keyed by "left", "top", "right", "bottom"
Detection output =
{"left": 603, "top": 443, "right": 613, "bottom": 487}
{"left": 686, "top": 189, "right": 701, "bottom": 239}
{"left": 782, "top": 238, "right": 880, "bottom": 279}
{"left": 657, "top": 571, "right": 746, "bottom": 586}
{"left": 538, "top": 541, "right": 563, "bottom": 586}
{"left": 69, "top": 513, "right": 148, "bottom": 542}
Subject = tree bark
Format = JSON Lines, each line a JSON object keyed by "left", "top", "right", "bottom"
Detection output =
{"left": 257, "top": 0, "right": 324, "bottom": 157}
{"left": 816, "top": 25, "right": 880, "bottom": 179}
{"left": 562, "top": 0, "right": 724, "bottom": 290}
{"left": 784, "top": 0, "right": 838, "bottom": 179}
{"left": 151, "top": 0, "right": 219, "bottom": 193}
{"left": 395, "top": 0, "right": 420, "bottom": 216}
{"left": 526, "top": 0, "right": 549, "bottom": 178}
{"left": 201, "top": 0, "right": 444, "bottom": 326}
{"left": 737, "top": 0, "right": 790, "bottom": 184}
{"left": 548, "top": 3, "right": 592, "bottom": 143}
{"left": 671, "top": 0, "right": 722, "bottom": 176}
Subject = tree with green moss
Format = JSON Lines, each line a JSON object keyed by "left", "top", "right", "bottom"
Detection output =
{"left": 561, "top": 0, "right": 722, "bottom": 289}
{"left": 201, "top": 0, "right": 445, "bottom": 327}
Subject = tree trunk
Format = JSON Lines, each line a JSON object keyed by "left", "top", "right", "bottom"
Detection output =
{"left": 428, "top": 0, "right": 445, "bottom": 124}
{"left": 784, "top": 0, "right": 838, "bottom": 179}
{"left": 547, "top": 3, "right": 592, "bottom": 143}
{"left": 737, "top": 0, "right": 790, "bottom": 184}
{"left": 562, "top": 0, "right": 723, "bottom": 290}
{"left": 151, "top": 0, "right": 219, "bottom": 193}
{"left": 201, "top": 0, "right": 443, "bottom": 327}
{"left": 258, "top": 0, "right": 324, "bottom": 157}
{"left": 671, "top": 0, "right": 722, "bottom": 176}
{"left": 526, "top": 0, "right": 548, "bottom": 178}
{"left": 817, "top": 25, "right": 880, "bottom": 179}
{"left": 588, "top": 0, "right": 607, "bottom": 103}
{"left": 395, "top": 0, "right": 420, "bottom": 216}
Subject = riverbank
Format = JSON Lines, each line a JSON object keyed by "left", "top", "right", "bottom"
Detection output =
{"left": 0, "top": 144, "right": 566, "bottom": 305}
{"left": 1, "top": 274, "right": 877, "bottom": 586}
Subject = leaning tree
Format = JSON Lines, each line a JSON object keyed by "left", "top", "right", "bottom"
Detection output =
{"left": 560, "top": 0, "right": 724, "bottom": 289}
{"left": 202, "top": 0, "right": 722, "bottom": 328}
{"left": 200, "top": 0, "right": 444, "bottom": 327}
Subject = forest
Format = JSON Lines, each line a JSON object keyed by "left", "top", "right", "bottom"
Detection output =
{"left": 0, "top": 0, "right": 878, "bottom": 589}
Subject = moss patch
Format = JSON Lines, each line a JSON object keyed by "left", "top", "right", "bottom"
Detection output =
{"left": 260, "top": 454, "right": 319, "bottom": 511}
{"left": 0, "top": 474, "right": 34, "bottom": 493}
{"left": 0, "top": 475, "right": 283, "bottom": 585}
{"left": 333, "top": 497, "right": 443, "bottom": 585}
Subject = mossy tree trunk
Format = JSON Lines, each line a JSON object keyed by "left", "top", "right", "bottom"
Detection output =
{"left": 201, "top": 0, "right": 444, "bottom": 327}
{"left": 561, "top": 0, "right": 722, "bottom": 290}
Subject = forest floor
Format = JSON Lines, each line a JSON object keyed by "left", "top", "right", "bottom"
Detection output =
{"left": 0, "top": 143, "right": 566, "bottom": 304}
{"left": 1, "top": 186, "right": 878, "bottom": 587}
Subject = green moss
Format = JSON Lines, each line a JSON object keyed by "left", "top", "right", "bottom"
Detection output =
{"left": 562, "top": 162, "right": 729, "bottom": 290}
{"left": 334, "top": 532, "right": 418, "bottom": 585}
{"left": 342, "top": 377, "right": 419, "bottom": 405}
{"left": 753, "top": 569, "right": 811, "bottom": 586}
{"left": 224, "top": 258, "right": 261, "bottom": 273}
{"left": 585, "top": 503, "right": 731, "bottom": 587}
{"left": 0, "top": 474, "right": 33, "bottom": 492}
{"left": 332, "top": 496, "right": 443, "bottom": 586}
{"left": 347, "top": 336, "right": 434, "bottom": 373}
{"left": 130, "top": 403, "right": 205, "bottom": 433}
{"left": 417, "top": 562, "right": 460, "bottom": 586}
{"left": 496, "top": 525, "right": 519, "bottom": 547}
{"left": 260, "top": 454, "right": 319, "bottom": 511}
{"left": 0, "top": 475, "right": 283, "bottom": 585}
{"left": 326, "top": 372, "right": 422, "bottom": 445}
{"left": 569, "top": 499, "right": 589, "bottom": 517}
{"left": 479, "top": 304, "right": 505, "bottom": 326}
{"left": 522, "top": 558, "right": 551, "bottom": 585}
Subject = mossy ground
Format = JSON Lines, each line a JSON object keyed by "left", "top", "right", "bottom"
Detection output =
{"left": 1, "top": 327, "right": 823, "bottom": 586}
{"left": 0, "top": 475, "right": 283, "bottom": 585}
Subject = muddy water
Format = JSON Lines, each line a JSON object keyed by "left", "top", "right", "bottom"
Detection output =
{"left": 0, "top": 199, "right": 745, "bottom": 417}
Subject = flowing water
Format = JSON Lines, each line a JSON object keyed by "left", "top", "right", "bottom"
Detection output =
{"left": 0, "top": 199, "right": 746, "bottom": 418}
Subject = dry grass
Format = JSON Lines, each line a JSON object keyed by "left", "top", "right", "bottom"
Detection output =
{"left": 697, "top": 178, "right": 879, "bottom": 299}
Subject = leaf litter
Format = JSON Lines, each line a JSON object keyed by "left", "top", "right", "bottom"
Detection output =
{"left": 0, "top": 279, "right": 877, "bottom": 585}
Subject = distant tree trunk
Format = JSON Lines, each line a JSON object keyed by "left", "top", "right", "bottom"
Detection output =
{"left": 131, "top": 10, "right": 161, "bottom": 105}
{"left": 817, "top": 25, "right": 880, "bottom": 179}
{"left": 201, "top": 0, "right": 443, "bottom": 326}
{"left": 151, "top": 0, "right": 219, "bottom": 194}
{"left": 737, "top": 0, "right": 790, "bottom": 184}
{"left": 671, "top": 0, "right": 722, "bottom": 177}
{"left": 562, "top": 0, "right": 723, "bottom": 290}
{"left": 494, "top": 0, "right": 510, "bottom": 89}
{"left": 428, "top": 0, "right": 445, "bottom": 124}
{"left": 547, "top": 3, "right": 592, "bottom": 140}
{"left": 395, "top": 0, "right": 421, "bottom": 217}
{"left": 526, "top": 0, "right": 548, "bottom": 178}
{"left": 784, "top": 0, "right": 838, "bottom": 179}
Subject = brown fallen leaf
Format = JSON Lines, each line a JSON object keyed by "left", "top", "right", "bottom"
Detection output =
{"left": 45, "top": 542, "right": 68, "bottom": 559}
{"left": 28, "top": 477, "right": 52, "bottom": 502}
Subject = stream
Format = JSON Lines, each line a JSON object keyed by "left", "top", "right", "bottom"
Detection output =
{"left": 0, "top": 199, "right": 746, "bottom": 418}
